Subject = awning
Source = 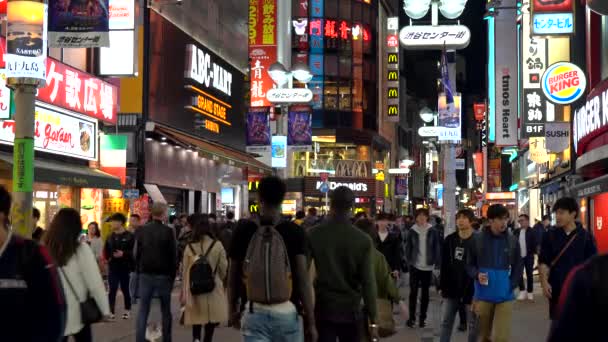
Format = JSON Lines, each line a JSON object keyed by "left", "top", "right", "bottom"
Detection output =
{"left": 0, "top": 153, "right": 121, "bottom": 189}
{"left": 569, "top": 174, "right": 608, "bottom": 198}
{"left": 155, "top": 125, "right": 272, "bottom": 174}
{"left": 143, "top": 183, "right": 166, "bottom": 203}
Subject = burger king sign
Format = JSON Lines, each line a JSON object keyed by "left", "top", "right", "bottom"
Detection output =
{"left": 541, "top": 62, "right": 586, "bottom": 105}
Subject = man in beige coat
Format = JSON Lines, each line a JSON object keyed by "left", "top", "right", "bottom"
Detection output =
{"left": 181, "top": 213, "right": 228, "bottom": 342}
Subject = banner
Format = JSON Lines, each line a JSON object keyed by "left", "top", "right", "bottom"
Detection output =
{"left": 545, "top": 122, "right": 570, "bottom": 153}
{"left": 246, "top": 107, "right": 271, "bottom": 153}
{"left": 48, "top": 0, "right": 110, "bottom": 48}
{"left": 494, "top": 0, "right": 518, "bottom": 146}
{"left": 100, "top": 135, "right": 127, "bottom": 185}
{"left": 5, "top": 1, "right": 47, "bottom": 80}
{"left": 487, "top": 158, "right": 502, "bottom": 192}
{"left": 271, "top": 135, "right": 287, "bottom": 168}
{"left": 249, "top": 0, "right": 277, "bottom": 107}
{"left": 438, "top": 93, "right": 461, "bottom": 141}
{"left": 386, "top": 17, "right": 399, "bottom": 122}
{"left": 395, "top": 176, "right": 408, "bottom": 198}
{"left": 287, "top": 105, "right": 312, "bottom": 151}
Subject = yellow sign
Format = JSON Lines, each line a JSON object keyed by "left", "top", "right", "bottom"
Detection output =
{"left": 387, "top": 53, "right": 398, "bottom": 64}
{"left": 388, "top": 105, "right": 399, "bottom": 116}
{"left": 529, "top": 137, "right": 550, "bottom": 163}
{"left": 185, "top": 85, "right": 232, "bottom": 134}
{"left": 387, "top": 71, "right": 398, "bottom": 81}
{"left": 388, "top": 88, "right": 398, "bottom": 98}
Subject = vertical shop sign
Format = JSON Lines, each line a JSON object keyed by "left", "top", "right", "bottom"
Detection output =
{"left": 246, "top": 107, "right": 271, "bottom": 153}
{"left": 249, "top": 0, "right": 277, "bottom": 107}
{"left": 544, "top": 121, "right": 570, "bottom": 153}
{"left": 311, "top": 0, "right": 323, "bottom": 18}
{"left": 12, "top": 138, "right": 34, "bottom": 192}
{"left": 5, "top": 1, "right": 47, "bottom": 80}
{"left": 523, "top": 89, "right": 546, "bottom": 137}
{"left": 386, "top": 17, "right": 399, "bottom": 122}
{"left": 494, "top": 0, "right": 518, "bottom": 146}
{"left": 487, "top": 157, "right": 502, "bottom": 192}
{"left": 48, "top": 0, "right": 109, "bottom": 47}
{"left": 593, "top": 193, "right": 608, "bottom": 253}
{"left": 100, "top": 135, "right": 127, "bottom": 185}
{"left": 438, "top": 93, "right": 462, "bottom": 141}
{"left": 288, "top": 105, "right": 312, "bottom": 151}
{"left": 529, "top": 137, "right": 550, "bottom": 163}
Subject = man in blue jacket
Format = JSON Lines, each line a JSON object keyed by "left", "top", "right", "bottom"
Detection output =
{"left": 467, "top": 204, "right": 522, "bottom": 342}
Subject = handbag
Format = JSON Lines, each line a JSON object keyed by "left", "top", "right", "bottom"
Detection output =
{"left": 376, "top": 298, "right": 396, "bottom": 337}
{"left": 59, "top": 267, "right": 103, "bottom": 325}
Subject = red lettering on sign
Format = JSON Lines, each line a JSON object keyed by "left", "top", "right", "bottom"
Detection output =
{"left": 43, "top": 124, "right": 74, "bottom": 149}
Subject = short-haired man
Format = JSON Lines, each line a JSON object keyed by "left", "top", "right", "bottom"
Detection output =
{"left": 31, "top": 207, "right": 45, "bottom": 242}
{"left": 405, "top": 208, "right": 442, "bottom": 328}
{"left": 128, "top": 214, "right": 141, "bottom": 233}
{"left": 104, "top": 213, "right": 136, "bottom": 320}
{"left": 439, "top": 209, "right": 477, "bottom": 342}
{"left": 228, "top": 176, "right": 317, "bottom": 342}
{"left": 0, "top": 186, "right": 66, "bottom": 341}
{"left": 539, "top": 197, "right": 597, "bottom": 320}
{"left": 514, "top": 214, "right": 538, "bottom": 301}
{"left": 218, "top": 211, "right": 236, "bottom": 254}
{"left": 135, "top": 202, "right": 177, "bottom": 342}
{"left": 467, "top": 204, "right": 522, "bottom": 342}
{"left": 308, "top": 186, "right": 379, "bottom": 341}
{"left": 302, "top": 207, "right": 319, "bottom": 230}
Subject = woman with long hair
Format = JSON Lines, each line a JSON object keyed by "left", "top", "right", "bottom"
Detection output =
{"left": 87, "top": 222, "right": 103, "bottom": 262}
{"left": 180, "top": 213, "right": 228, "bottom": 342}
{"left": 44, "top": 208, "right": 110, "bottom": 342}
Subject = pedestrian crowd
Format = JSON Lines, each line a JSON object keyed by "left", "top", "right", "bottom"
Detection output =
{"left": 0, "top": 177, "right": 606, "bottom": 342}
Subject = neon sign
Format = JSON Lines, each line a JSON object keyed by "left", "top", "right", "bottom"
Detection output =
{"left": 311, "top": 19, "right": 370, "bottom": 42}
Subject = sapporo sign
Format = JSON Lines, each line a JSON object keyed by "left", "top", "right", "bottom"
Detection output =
{"left": 0, "top": 103, "right": 98, "bottom": 160}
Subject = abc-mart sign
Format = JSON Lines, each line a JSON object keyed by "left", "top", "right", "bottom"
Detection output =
{"left": 399, "top": 25, "right": 471, "bottom": 50}
{"left": 541, "top": 62, "right": 586, "bottom": 105}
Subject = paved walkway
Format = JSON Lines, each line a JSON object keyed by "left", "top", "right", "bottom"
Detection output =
{"left": 94, "top": 285, "right": 551, "bottom": 341}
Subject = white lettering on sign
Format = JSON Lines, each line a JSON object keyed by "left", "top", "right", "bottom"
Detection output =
{"left": 573, "top": 86, "right": 608, "bottom": 154}
{"left": 267, "top": 88, "right": 313, "bottom": 103}
{"left": 399, "top": 25, "right": 471, "bottom": 50}
{"left": 316, "top": 181, "right": 368, "bottom": 192}
{"left": 186, "top": 44, "right": 233, "bottom": 96}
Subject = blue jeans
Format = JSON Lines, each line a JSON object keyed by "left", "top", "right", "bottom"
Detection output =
{"left": 136, "top": 274, "right": 173, "bottom": 342}
{"left": 241, "top": 304, "right": 303, "bottom": 342}
{"left": 439, "top": 298, "right": 477, "bottom": 342}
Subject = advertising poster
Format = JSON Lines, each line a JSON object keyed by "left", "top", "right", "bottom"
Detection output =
{"left": 249, "top": 0, "right": 277, "bottom": 107}
{"left": 246, "top": 107, "right": 271, "bottom": 153}
{"left": 48, "top": 0, "right": 110, "bottom": 48}
{"left": 593, "top": 193, "right": 608, "bottom": 254}
{"left": 5, "top": 1, "right": 47, "bottom": 80}
{"left": 437, "top": 93, "right": 462, "bottom": 141}
{"left": 487, "top": 158, "right": 502, "bottom": 192}
{"left": 395, "top": 176, "right": 408, "bottom": 198}
{"left": 271, "top": 135, "right": 287, "bottom": 168}
{"left": 80, "top": 188, "right": 102, "bottom": 228}
{"left": 287, "top": 105, "right": 312, "bottom": 151}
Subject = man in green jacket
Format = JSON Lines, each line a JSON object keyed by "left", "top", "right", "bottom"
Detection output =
{"left": 309, "top": 186, "right": 379, "bottom": 341}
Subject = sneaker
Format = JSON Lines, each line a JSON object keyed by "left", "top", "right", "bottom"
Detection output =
{"left": 527, "top": 292, "right": 534, "bottom": 301}
{"left": 517, "top": 291, "right": 527, "bottom": 301}
{"left": 419, "top": 320, "right": 426, "bottom": 328}
{"left": 406, "top": 319, "right": 416, "bottom": 328}
{"left": 109, "top": 314, "right": 116, "bottom": 321}
{"left": 122, "top": 312, "right": 130, "bottom": 320}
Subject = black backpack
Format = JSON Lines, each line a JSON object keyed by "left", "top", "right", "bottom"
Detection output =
{"left": 188, "top": 240, "right": 218, "bottom": 295}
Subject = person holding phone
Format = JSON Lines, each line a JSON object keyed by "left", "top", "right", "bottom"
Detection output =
{"left": 466, "top": 204, "right": 522, "bottom": 342}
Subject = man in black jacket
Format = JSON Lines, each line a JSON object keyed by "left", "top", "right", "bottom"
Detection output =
{"left": 135, "top": 202, "right": 177, "bottom": 342}
{"left": 376, "top": 213, "right": 402, "bottom": 276}
{"left": 439, "top": 209, "right": 477, "bottom": 342}
{"left": 105, "top": 212, "right": 136, "bottom": 320}
{"left": 514, "top": 214, "right": 539, "bottom": 301}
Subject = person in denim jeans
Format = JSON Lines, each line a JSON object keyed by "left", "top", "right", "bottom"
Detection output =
{"left": 438, "top": 209, "right": 477, "bottom": 342}
{"left": 134, "top": 202, "right": 177, "bottom": 342}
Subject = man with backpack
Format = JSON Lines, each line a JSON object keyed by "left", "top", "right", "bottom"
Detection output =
{"left": 308, "top": 186, "right": 379, "bottom": 342}
{"left": 539, "top": 197, "right": 597, "bottom": 320}
{"left": 227, "top": 176, "right": 317, "bottom": 342}
{"left": 466, "top": 204, "right": 522, "bottom": 342}
{"left": 0, "top": 186, "right": 67, "bottom": 342}
{"left": 218, "top": 211, "right": 236, "bottom": 254}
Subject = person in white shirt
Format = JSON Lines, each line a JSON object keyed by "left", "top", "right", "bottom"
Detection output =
{"left": 45, "top": 208, "right": 110, "bottom": 342}
{"left": 514, "top": 214, "right": 539, "bottom": 301}
{"left": 87, "top": 222, "right": 103, "bottom": 262}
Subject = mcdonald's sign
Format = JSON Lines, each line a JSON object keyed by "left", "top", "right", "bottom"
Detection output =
{"left": 387, "top": 71, "right": 398, "bottom": 81}
{"left": 388, "top": 88, "right": 399, "bottom": 98}
{"left": 388, "top": 105, "right": 399, "bottom": 117}
{"left": 387, "top": 53, "right": 398, "bottom": 65}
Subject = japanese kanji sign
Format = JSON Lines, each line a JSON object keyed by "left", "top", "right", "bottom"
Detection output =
{"left": 399, "top": 25, "right": 471, "bottom": 50}
{"left": 48, "top": 0, "right": 109, "bottom": 48}
{"left": 523, "top": 89, "right": 547, "bottom": 138}
{"left": 249, "top": 0, "right": 277, "bottom": 107}
{"left": 37, "top": 58, "right": 119, "bottom": 124}
{"left": 532, "top": 13, "right": 574, "bottom": 35}
{"left": 5, "top": 1, "right": 47, "bottom": 81}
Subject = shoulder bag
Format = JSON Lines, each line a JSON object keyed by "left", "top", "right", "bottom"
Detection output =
{"left": 550, "top": 233, "right": 577, "bottom": 268}
{"left": 59, "top": 263, "right": 103, "bottom": 325}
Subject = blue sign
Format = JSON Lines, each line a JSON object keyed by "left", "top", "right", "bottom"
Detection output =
{"left": 319, "top": 181, "right": 330, "bottom": 193}
{"left": 311, "top": 0, "right": 324, "bottom": 18}
{"left": 532, "top": 13, "right": 574, "bottom": 35}
{"left": 123, "top": 189, "right": 140, "bottom": 199}
{"left": 271, "top": 136, "right": 287, "bottom": 168}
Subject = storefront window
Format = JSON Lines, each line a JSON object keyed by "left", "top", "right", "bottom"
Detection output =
{"left": 291, "top": 143, "right": 371, "bottom": 177}
{"left": 339, "top": 81, "right": 352, "bottom": 110}
{"left": 324, "top": 81, "right": 339, "bottom": 110}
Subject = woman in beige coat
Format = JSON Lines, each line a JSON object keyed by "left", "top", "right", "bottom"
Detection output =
{"left": 180, "top": 213, "right": 228, "bottom": 342}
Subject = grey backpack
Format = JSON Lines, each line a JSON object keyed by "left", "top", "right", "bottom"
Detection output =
{"left": 243, "top": 224, "right": 292, "bottom": 305}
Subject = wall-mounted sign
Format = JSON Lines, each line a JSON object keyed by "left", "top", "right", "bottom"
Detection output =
{"left": 5, "top": 1, "right": 48, "bottom": 81}
{"left": 100, "top": 134, "right": 127, "bottom": 185}
{"left": 304, "top": 176, "right": 375, "bottom": 197}
{"left": 246, "top": 107, "right": 271, "bottom": 153}
{"left": 532, "top": 13, "right": 574, "bottom": 35}
{"left": 0, "top": 70, "right": 11, "bottom": 120}
{"left": 474, "top": 103, "right": 486, "bottom": 121}
{"left": 386, "top": 16, "right": 400, "bottom": 123}
{"left": 185, "top": 85, "right": 232, "bottom": 134}
{"left": 523, "top": 5, "right": 548, "bottom": 89}
{"left": 316, "top": 180, "right": 368, "bottom": 192}
{"left": 523, "top": 89, "right": 547, "bottom": 138}
{"left": 0, "top": 103, "right": 98, "bottom": 160}
{"left": 529, "top": 137, "right": 550, "bottom": 163}
{"left": 573, "top": 79, "right": 608, "bottom": 155}
{"left": 438, "top": 93, "right": 461, "bottom": 141}
{"left": 485, "top": 192, "right": 516, "bottom": 200}
{"left": 99, "top": 30, "right": 135, "bottom": 76}
{"left": 418, "top": 126, "right": 440, "bottom": 137}
{"left": 271, "top": 135, "right": 287, "bottom": 168}
{"left": 249, "top": 0, "right": 277, "bottom": 107}
{"left": 545, "top": 121, "right": 570, "bottom": 153}
{"left": 267, "top": 88, "right": 313, "bottom": 103}
{"left": 288, "top": 105, "right": 312, "bottom": 151}
{"left": 318, "top": 19, "right": 370, "bottom": 42}
{"left": 495, "top": 7, "right": 518, "bottom": 147}
{"left": 399, "top": 25, "right": 471, "bottom": 50}
{"left": 533, "top": 0, "right": 572, "bottom": 12}
{"left": 541, "top": 62, "right": 586, "bottom": 105}
{"left": 48, "top": 0, "right": 110, "bottom": 48}
{"left": 38, "top": 58, "right": 118, "bottom": 124}
{"left": 108, "top": 0, "right": 134, "bottom": 30}
{"left": 0, "top": 0, "right": 6, "bottom": 15}
{"left": 250, "top": 46, "right": 277, "bottom": 107}
{"left": 185, "top": 44, "right": 233, "bottom": 97}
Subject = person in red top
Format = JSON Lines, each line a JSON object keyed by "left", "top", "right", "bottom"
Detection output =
{"left": 0, "top": 186, "right": 66, "bottom": 341}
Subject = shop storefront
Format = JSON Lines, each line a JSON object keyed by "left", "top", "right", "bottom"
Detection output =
{"left": 0, "top": 57, "right": 121, "bottom": 229}
{"left": 297, "top": 176, "right": 382, "bottom": 215}
{"left": 143, "top": 11, "right": 271, "bottom": 218}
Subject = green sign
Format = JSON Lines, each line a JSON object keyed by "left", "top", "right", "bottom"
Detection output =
{"left": 13, "top": 138, "right": 34, "bottom": 192}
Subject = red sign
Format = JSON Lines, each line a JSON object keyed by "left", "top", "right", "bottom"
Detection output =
{"left": 474, "top": 102, "right": 486, "bottom": 121}
{"left": 0, "top": 0, "right": 6, "bottom": 15}
{"left": 37, "top": 58, "right": 118, "bottom": 124}
{"left": 387, "top": 35, "right": 399, "bottom": 48}
{"left": 593, "top": 193, "right": 608, "bottom": 253}
{"left": 533, "top": 0, "right": 573, "bottom": 12}
{"left": 249, "top": 0, "right": 277, "bottom": 107}
{"left": 249, "top": 46, "right": 277, "bottom": 107}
